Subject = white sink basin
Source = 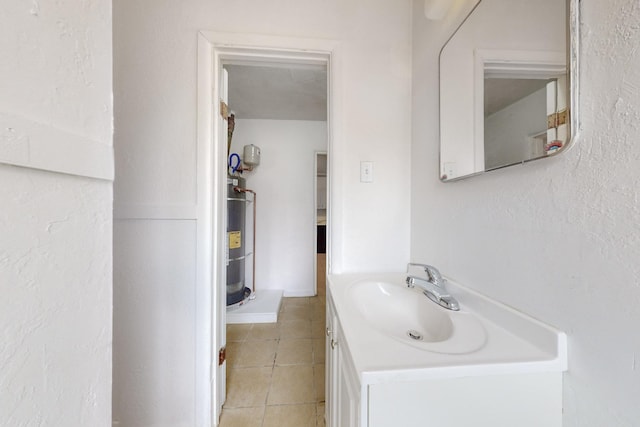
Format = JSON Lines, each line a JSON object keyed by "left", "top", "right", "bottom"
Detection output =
{"left": 347, "top": 279, "right": 487, "bottom": 354}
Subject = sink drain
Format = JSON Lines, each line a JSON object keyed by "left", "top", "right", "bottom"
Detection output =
{"left": 407, "top": 330, "right": 424, "bottom": 341}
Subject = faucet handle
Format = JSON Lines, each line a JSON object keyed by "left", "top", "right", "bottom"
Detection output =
{"left": 407, "top": 263, "right": 446, "bottom": 287}
{"left": 424, "top": 265, "right": 445, "bottom": 287}
{"left": 406, "top": 262, "right": 430, "bottom": 273}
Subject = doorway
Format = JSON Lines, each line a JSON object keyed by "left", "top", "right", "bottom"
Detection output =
{"left": 223, "top": 62, "right": 328, "bottom": 302}
{"left": 197, "top": 32, "right": 339, "bottom": 425}
{"left": 315, "top": 152, "right": 327, "bottom": 296}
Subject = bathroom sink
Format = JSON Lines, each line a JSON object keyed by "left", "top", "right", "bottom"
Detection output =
{"left": 347, "top": 280, "right": 487, "bottom": 354}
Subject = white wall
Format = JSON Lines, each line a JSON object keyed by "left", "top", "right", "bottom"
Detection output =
{"left": 113, "top": 0, "right": 412, "bottom": 424}
{"left": 0, "top": 1, "right": 113, "bottom": 426}
{"left": 231, "top": 119, "right": 327, "bottom": 297}
{"left": 113, "top": 220, "right": 196, "bottom": 426}
{"left": 412, "top": 0, "right": 640, "bottom": 425}
{"left": 114, "top": 0, "right": 411, "bottom": 273}
{"left": 485, "top": 87, "right": 547, "bottom": 169}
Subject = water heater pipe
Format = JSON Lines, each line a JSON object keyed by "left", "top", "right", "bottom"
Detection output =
{"left": 234, "top": 186, "right": 257, "bottom": 294}
{"left": 235, "top": 164, "right": 254, "bottom": 173}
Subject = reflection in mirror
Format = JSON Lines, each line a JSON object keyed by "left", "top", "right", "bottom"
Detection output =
{"left": 439, "top": 0, "right": 578, "bottom": 181}
{"left": 485, "top": 78, "right": 550, "bottom": 170}
{"left": 482, "top": 53, "right": 567, "bottom": 171}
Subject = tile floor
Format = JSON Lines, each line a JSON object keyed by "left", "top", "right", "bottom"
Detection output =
{"left": 220, "top": 257, "right": 327, "bottom": 427}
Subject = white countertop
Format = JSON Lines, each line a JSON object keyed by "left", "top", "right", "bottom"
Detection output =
{"left": 328, "top": 273, "right": 567, "bottom": 385}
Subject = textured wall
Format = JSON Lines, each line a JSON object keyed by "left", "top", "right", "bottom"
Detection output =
{"left": 412, "top": 0, "right": 640, "bottom": 425}
{"left": 0, "top": 0, "right": 112, "bottom": 144}
{"left": 0, "top": 168, "right": 112, "bottom": 427}
{"left": 0, "top": 1, "right": 113, "bottom": 426}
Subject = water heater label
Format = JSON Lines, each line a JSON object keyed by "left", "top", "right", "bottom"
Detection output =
{"left": 228, "top": 231, "right": 242, "bottom": 249}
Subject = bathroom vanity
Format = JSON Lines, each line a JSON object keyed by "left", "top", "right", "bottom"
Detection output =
{"left": 325, "top": 273, "right": 567, "bottom": 427}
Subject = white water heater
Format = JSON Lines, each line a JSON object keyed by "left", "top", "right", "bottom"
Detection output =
{"left": 243, "top": 144, "right": 261, "bottom": 166}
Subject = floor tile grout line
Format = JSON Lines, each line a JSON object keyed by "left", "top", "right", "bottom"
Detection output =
{"left": 222, "top": 296, "right": 326, "bottom": 426}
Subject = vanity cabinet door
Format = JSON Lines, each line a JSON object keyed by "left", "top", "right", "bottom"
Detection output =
{"left": 336, "top": 335, "right": 360, "bottom": 427}
{"left": 325, "top": 299, "right": 339, "bottom": 427}
{"left": 326, "top": 296, "right": 361, "bottom": 427}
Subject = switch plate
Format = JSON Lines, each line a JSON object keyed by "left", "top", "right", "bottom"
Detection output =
{"left": 443, "top": 162, "right": 456, "bottom": 180}
{"left": 360, "top": 161, "right": 373, "bottom": 183}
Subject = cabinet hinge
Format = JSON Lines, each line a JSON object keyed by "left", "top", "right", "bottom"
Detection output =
{"left": 218, "top": 346, "right": 226, "bottom": 365}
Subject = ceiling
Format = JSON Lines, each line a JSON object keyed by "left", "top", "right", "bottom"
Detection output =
{"left": 484, "top": 78, "right": 550, "bottom": 117}
{"left": 226, "top": 65, "right": 545, "bottom": 122}
{"left": 224, "top": 64, "right": 327, "bottom": 121}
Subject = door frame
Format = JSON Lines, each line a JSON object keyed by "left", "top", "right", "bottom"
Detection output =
{"left": 196, "top": 31, "right": 341, "bottom": 426}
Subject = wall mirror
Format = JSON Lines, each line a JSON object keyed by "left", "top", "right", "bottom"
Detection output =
{"left": 439, "top": 0, "right": 579, "bottom": 181}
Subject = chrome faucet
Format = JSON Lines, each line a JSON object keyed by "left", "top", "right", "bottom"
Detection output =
{"left": 406, "top": 263, "right": 460, "bottom": 311}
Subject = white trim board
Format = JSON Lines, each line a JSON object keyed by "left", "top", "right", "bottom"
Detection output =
{"left": 114, "top": 203, "right": 198, "bottom": 220}
{"left": 0, "top": 111, "right": 114, "bottom": 181}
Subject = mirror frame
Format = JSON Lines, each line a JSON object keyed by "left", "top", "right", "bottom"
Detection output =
{"left": 438, "top": 0, "right": 580, "bottom": 182}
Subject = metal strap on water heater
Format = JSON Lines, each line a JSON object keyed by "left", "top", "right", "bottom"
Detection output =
{"left": 227, "top": 252, "right": 253, "bottom": 262}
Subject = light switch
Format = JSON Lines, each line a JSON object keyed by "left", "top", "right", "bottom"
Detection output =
{"left": 443, "top": 162, "right": 456, "bottom": 179}
{"left": 360, "top": 161, "right": 373, "bottom": 183}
